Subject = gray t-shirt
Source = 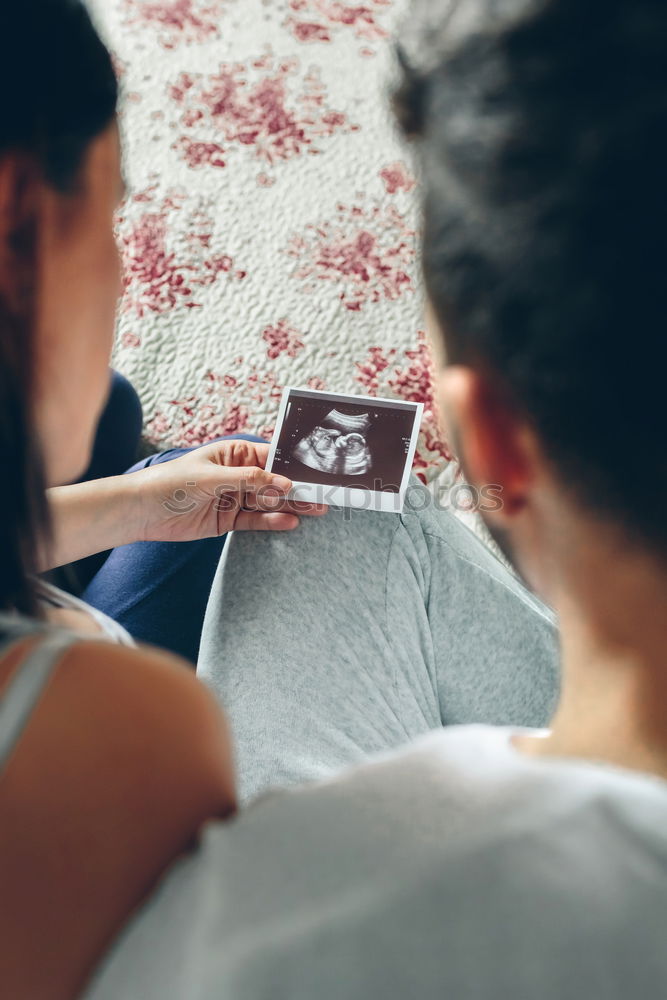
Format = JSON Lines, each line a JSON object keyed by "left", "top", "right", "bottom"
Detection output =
{"left": 87, "top": 725, "right": 667, "bottom": 999}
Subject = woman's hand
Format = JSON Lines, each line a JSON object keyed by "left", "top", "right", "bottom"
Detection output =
{"left": 131, "top": 439, "right": 327, "bottom": 543}
{"left": 44, "top": 440, "right": 327, "bottom": 570}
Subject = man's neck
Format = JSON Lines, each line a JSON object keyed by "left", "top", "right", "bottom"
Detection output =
{"left": 520, "top": 539, "right": 667, "bottom": 781}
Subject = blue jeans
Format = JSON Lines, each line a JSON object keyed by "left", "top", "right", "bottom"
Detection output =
{"left": 78, "top": 371, "right": 265, "bottom": 664}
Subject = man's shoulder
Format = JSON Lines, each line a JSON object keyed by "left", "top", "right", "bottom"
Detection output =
{"left": 277, "top": 726, "right": 667, "bottom": 965}
{"left": 89, "top": 725, "right": 667, "bottom": 1000}
{"left": 196, "top": 725, "right": 667, "bottom": 998}
{"left": 273, "top": 725, "right": 667, "bottom": 904}
{"left": 305, "top": 722, "right": 667, "bottom": 809}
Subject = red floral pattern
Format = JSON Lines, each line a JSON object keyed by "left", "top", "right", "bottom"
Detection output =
{"left": 286, "top": 202, "right": 415, "bottom": 311}
{"left": 146, "top": 364, "right": 297, "bottom": 446}
{"left": 122, "top": 0, "right": 231, "bottom": 49}
{"left": 168, "top": 55, "right": 355, "bottom": 176}
{"left": 117, "top": 189, "right": 245, "bottom": 317}
{"left": 90, "top": 0, "right": 454, "bottom": 481}
{"left": 355, "top": 331, "right": 452, "bottom": 474}
{"left": 380, "top": 161, "right": 416, "bottom": 195}
{"left": 120, "top": 330, "right": 142, "bottom": 349}
{"left": 262, "top": 320, "right": 306, "bottom": 360}
{"left": 176, "top": 138, "right": 227, "bottom": 169}
{"left": 146, "top": 398, "right": 251, "bottom": 446}
{"left": 286, "top": 0, "right": 391, "bottom": 46}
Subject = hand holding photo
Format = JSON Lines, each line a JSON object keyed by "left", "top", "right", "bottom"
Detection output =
{"left": 266, "top": 387, "right": 423, "bottom": 513}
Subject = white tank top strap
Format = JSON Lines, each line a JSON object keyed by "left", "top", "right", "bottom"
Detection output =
{"left": 37, "top": 580, "right": 136, "bottom": 647}
{"left": 0, "top": 617, "right": 79, "bottom": 774}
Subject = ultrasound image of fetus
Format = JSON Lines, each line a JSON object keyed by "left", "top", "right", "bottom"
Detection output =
{"left": 293, "top": 409, "right": 372, "bottom": 476}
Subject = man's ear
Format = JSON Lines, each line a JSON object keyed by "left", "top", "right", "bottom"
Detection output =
{"left": 438, "top": 365, "right": 539, "bottom": 521}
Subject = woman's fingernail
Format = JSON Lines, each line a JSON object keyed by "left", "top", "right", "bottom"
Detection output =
{"left": 272, "top": 475, "right": 292, "bottom": 491}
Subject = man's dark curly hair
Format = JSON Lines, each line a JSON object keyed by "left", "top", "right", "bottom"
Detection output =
{"left": 394, "top": 0, "right": 667, "bottom": 554}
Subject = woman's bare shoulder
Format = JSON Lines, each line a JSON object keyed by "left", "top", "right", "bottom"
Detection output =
{"left": 0, "top": 636, "right": 236, "bottom": 998}
{"left": 1, "top": 634, "right": 237, "bottom": 877}
{"left": 41, "top": 637, "right": 237, "bottom": 824}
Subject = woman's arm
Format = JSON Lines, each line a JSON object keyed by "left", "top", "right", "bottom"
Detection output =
{"left": 42, "top": 440, "right": 327, "bottom": 570}
{"left": 42, "top": 474, "right": 145, "bottom": 569}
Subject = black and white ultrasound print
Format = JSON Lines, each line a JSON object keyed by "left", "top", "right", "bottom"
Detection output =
{"left": 292, "top": 409, "right": 373, "bottom": 476}
{"left": 267, "top": 388, "right": 423, "bottom": 511}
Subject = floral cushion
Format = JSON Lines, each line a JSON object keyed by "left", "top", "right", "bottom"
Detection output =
{"left": 89, "top": 0, "right": 453, "bottom": 482}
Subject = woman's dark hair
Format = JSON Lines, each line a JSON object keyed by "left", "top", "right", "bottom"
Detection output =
{"left": 0, "top": 0, "right": 117, "bottom": 613}
{"left": 395, "top": 0, "right": 667, "bottom": 554}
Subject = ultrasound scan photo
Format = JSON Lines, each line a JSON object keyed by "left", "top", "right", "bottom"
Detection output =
{"left": 293, "top": 409, "right": 372, "bottom": 476}
{"left": 267, "top": 388, "right": 423, "bottom": 511}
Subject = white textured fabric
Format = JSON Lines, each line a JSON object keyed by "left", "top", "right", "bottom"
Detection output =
{"left": 86, "top": 725, "right": 667, "bottom": 1000}
{"left": 86, "top": 0, "right": 453, "bottom": 483}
